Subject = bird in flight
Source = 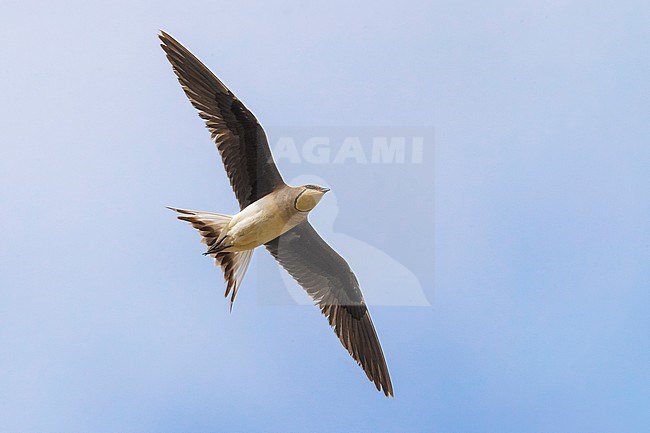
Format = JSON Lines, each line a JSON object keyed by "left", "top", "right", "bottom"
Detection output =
{"left": 159, "top": 31, "right": 393, "bottom": 397}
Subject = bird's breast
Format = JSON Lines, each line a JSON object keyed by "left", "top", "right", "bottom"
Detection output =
{"left": 225, "top": 193, "right": 306, "bottom": 250}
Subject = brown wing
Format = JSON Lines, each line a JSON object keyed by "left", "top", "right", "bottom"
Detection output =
{"left": 265, "top": 222, "right": 394, "bottom": 397}
{"left": 159, "top": 31, "right": 284, "bottom": 209}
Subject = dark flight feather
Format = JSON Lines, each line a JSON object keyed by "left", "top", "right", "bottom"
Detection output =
{"left": 159, "top": 31, "right": 284, "bottom": 209}
{"left": 266, "top": 222, "right": 394, "bottom": 397}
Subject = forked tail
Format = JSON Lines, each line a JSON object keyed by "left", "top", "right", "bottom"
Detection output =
{"left": 168, "top": 207, "right": 254, "bottom": 310}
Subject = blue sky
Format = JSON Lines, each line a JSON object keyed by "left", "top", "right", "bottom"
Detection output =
{"left": 1, "top": 1, "right": 649, "bottom": 432}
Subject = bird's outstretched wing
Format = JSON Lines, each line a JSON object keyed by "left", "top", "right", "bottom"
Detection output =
{"left": 159, "top": 31, "right": 285, "bottom": 209}
{"left": 265, "top": 222, "right": 394, "bottom": 397}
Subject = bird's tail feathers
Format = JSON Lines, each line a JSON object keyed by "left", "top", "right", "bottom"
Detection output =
{"left": 216, "top": 248, "right": 254, "bottom": 311}
{"left": 167, "top": 207, "right": 231, "bottom": 246}
{"left": 167, "top": 207, "right": 253, "bottom": 310}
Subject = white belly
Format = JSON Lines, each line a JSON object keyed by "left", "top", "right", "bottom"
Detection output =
{"left": 222, "top": 195, "right": 305, "bottom": 251}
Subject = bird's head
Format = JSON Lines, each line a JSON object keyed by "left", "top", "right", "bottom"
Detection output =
{"left": 294, "top": 184, "right": 330, "bottom": 212}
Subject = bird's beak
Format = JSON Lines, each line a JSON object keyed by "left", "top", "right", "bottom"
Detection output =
{"left": 321, "top": 187, "right": 330, "bottom": 193}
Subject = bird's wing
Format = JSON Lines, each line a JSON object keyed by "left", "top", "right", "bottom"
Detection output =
{"left": 265, "top": 222, "right": 394, "bottom": 397}
{"left": 159, "top": 31, "right": 285, "bottom": 209}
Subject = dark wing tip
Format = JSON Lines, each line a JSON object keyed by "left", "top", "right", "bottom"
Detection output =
{"left": 158, "top": 30, "right": 177, "bottom": 50}
{"left": 329, "top": 307, "right": 394, "bottom": 397}
{"left": 158, "top": 30, "right": 175, "bottom": 44}
{"left": 157, "top": 31, "right": 231, "bottom": 96}
{"left": 357, "top": 312, "right": 394, "bottom": 398}
{"left": 158, "top": 31, "right": 186, "bottom": 57}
